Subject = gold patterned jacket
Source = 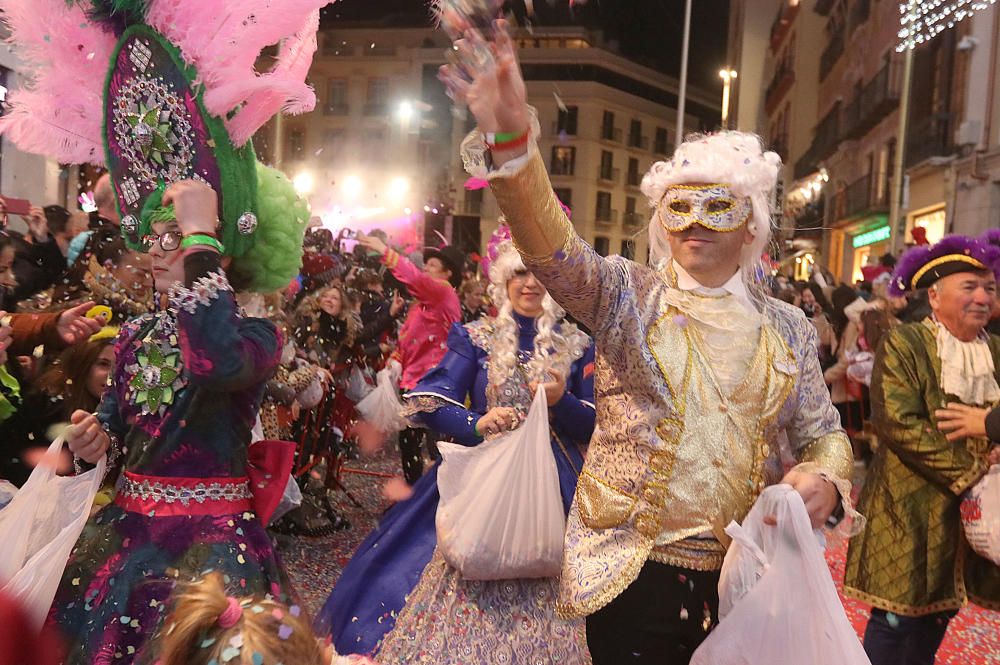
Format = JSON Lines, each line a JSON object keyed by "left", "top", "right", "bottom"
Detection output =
{"left": 844, "top": 320, "right": 1000, "bottom": 616}
{"left": 482, "top": 149, "right": 854, "bottom": 618}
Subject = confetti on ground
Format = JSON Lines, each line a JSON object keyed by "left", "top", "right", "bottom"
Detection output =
{"left": 284, "top": 452, "right": 1000, "bottom": 663}
{"left": 280, "top": 450, "right": 397, "bottom": 617}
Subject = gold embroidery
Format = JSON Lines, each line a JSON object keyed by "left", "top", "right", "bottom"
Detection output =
{"left": 576, "top": 471, "right": 637, "bottom": 530}
{"left": 650, "top": 538, "right": 727, "bottom": 571}
{"left": 911, "top": 254, "right": 985, "bottom": 291}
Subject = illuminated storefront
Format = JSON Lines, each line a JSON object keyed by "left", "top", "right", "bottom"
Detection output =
{"left": 906, "top": 206, "right": 946, "bottom": 245}
{"left": 849, "top": 217, "right": 890, "bottom": 283}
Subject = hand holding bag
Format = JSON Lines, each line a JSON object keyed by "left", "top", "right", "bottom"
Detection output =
{"left": 0, "top": 435, "right": 105, "bottom": 630}
{"left": 435, "top": 387, "right": 565, "bottom": 581}
{"left": 691, "top": 484, "right": 870, "bottom": 665}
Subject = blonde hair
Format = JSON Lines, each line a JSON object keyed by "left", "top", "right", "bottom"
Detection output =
{"left": 155, "top": 573, "right": 326, "bottom": 665}
{"left": 641, "top": 131, "right": 781, "bottom": 307}
{"left": 296, "top": 284, "right": 361, "bottom": 349}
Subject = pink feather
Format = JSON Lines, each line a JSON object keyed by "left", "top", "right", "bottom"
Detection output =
{"left": 146, "top": 0, "right": 328, "bottom": 146}
{"left": 0, "top": 0, "right": 117, "bottom": 165}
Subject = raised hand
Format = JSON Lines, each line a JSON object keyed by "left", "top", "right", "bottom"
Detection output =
{"left": 24, "top": 206, "right": 49, "bottom": 242}
{"left": 161, "top": 180, "right": 219, "bottom": 237}
{"left": 438, "top": 19, "right": 530, "bottom": 140}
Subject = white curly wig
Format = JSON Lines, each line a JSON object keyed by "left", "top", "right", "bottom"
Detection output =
{"left": 641, "top": 131, "right": 781, "bottom": 302}
{"left": 486, "top": 238, "right": 575, "bottom": 385}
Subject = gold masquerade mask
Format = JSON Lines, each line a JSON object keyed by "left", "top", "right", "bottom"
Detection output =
{"left": 656, "top": 184, "right": 753, "bottom": 233}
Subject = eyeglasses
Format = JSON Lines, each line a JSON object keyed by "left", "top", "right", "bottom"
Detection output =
{"left": 141, "top": 231, "right": 183, "bottom": 252}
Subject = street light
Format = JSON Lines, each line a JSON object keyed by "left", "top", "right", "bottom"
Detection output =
{"left": 342, "top": 175, "right": 363, "bottom": 200}
{"left": 397, "top": 101, "right": 414, "bottom": 123}
{"left": 387, "top": 176, "right": 410, "bottom": 202}
{"left": 293, "top": 171, "right": 314, "bottom": 196}
{"left": 719, "top": 68, "right": 738, "bottom": 130}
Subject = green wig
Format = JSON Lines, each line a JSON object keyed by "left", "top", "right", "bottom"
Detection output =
{"left": 228, "top": 163, "right": 309, "bottom": 294}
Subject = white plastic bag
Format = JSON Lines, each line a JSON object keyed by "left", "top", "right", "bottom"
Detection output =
{"left": 355, "top": 363, "right": 407, "bottom": 434}
{"left": 0, "top": 435, "right": 105, "bottom": 630}
{"left": 345, "top": 365, "right": 376, "bottom": 403}
{"left": 962, "top": 464, "right": 1000, "bottom": 565}
{"left": 845, "top": 350, "right": 875, "bottom": 387}
{"left": 435, "top": 387, "right": 565, "bottom": 581}
{"left": 691, "top": 484, "right": 870, "bottom": 665}
{"left": 270, "top": 473, "right": 303, "bottom": 526}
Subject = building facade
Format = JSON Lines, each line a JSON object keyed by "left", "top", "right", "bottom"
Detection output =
{"left": 280, "top": 22, "right": 720, "bottom": 260}
{"left": 732, "top": 0, "right": 998, "bottom": 285}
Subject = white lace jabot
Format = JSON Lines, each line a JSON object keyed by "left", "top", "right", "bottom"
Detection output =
{"left": 934, "top": 320, "right": 1000, "bottom": 405}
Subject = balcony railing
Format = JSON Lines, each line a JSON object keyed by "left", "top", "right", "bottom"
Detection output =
{"left": 815, "top": 0, "right": 835, "bottom": 15}
{"left": 835, "top": 173, "right": 888, "bottom": 221}
{"left": 820, "top": 30, "right": 844, "bottom": 81}
{"left": 601, "top": 127, "right": 622, "bottom": 142}
{"left": 323, "top": 104, "right": 349, "bottom": 116}
{"left": 626, "top": 170, "right": 641, "bottom": 187}
{"left": 628, "top": 136, "right": 649, "bottom": 150}
{"left": 598, "top": 167, "right": 620, "bottom": 184}
{"left": 321, "top": 42, "right": 354, "bottom": 57}
{"left": 814, "top": 103, "right": 841, "bottom": 158}
{"left": 623, "top": 212, "right": 644, "bottom": 228}
{"left": 849, "top": 0, "right": 871, "bottom": 34}
{"left": 765, "top": 66, "right": 795, "bottom": 115}
{"left": 770, "top": 2, "right": 801, "bottom": 51}
{"left": 551, "top": 121, "right": 578, "bottom": 136}
{"left": 906, "top": 113, "right": 956, "bottom": 166}
{"left": 363, "top": 103, "right": 387, "bottom": 116}
{"left": 595, "top": 209, "right": 618, "bottom": 224}
{"left": 793, "top": 198, "right": 825, "bottom": 237}
{"left": 841, "top": 60, "right": 901, "bottom": 140}
{"left": 459, "top": 199, "right": 483, "bottom": 216}
{"left": 794, "top": 103, "right": 841, "bottom": 178}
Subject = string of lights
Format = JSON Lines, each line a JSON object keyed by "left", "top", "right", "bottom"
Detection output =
{"left": 897, "top": 0, "right": 998, "bottom": 51}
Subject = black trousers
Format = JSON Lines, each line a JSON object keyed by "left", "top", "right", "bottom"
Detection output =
{"left": 586, "top": 561, "right": 721, "bottom": 665}
{"left": 398, "top": 426, "right": 425, "bottom": 485}
{"left": 863, "top": 608, "right": 956, "bottom": 665}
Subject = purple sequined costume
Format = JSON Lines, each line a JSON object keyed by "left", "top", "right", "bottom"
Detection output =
{"left": 47, "top": 252, "right": 289, "bottom": 664}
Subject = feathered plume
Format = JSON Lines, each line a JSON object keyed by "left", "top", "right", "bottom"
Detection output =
{"left": 146, "top": 0, "right": 328, "bottom": 146}
{"left": 890, "top": 234, "right": 1000, "bottom": 297}
{"left": 480, "top": 224, "right": 513, "bottom": 280}
{"left": 0, "top": 0, "right": 117, "bottom": 165}
{"left": 78, "top": 0, "right": 150, "bottom": 35}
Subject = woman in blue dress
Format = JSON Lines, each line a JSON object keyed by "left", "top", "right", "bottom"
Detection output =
{"left": 317, "top": 228, "right": 595, "bottom": 663}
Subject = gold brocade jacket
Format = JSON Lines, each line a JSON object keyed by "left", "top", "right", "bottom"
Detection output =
{"left": 483, "top": 149, "right": 854, "bottom": 619}
{"left": 844, "top": 320, "right": 1000, "bottom": 616}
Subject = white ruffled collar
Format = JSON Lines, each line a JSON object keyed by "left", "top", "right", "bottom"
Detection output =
{"left": 933, "top": 318, "right": 1000, "bottom": 406}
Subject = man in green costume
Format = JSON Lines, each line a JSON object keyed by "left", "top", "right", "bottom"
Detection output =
{"left": 845, "top": 234, "right": 1000, "bottom": 665}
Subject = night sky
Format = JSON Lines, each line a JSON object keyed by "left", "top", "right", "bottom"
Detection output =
{"left": 321, "top": 0, "right": 731, "bottom": 91}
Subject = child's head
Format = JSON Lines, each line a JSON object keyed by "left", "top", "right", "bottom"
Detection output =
{"left": 155, "top": 573, "right": 326, "bottom": 665}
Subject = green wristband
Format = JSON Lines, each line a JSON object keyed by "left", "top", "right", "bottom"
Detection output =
{"left": 181, "top": 234, "right": 225, "bottom": 254}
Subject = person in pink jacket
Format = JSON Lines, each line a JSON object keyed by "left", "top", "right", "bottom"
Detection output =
{"left": 356, "top": 232, "right": 463, "bottom": 484}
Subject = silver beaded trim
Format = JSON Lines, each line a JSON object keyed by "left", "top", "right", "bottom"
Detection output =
{"left": 167, "top": 270, "right": 232, "bottom": 314}
{"left": 118, "top": 475, "right": 252, "bottom": 506}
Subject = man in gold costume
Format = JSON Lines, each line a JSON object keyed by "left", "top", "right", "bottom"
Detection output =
{"left": 845, "top": 235, "right": 1000, "bottom": 665}
{"left": 440, "top": 21, "right": 859, "bottom": 664}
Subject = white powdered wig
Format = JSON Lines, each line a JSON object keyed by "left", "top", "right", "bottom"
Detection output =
{"left": 486, "top": 240, "right": 574, "bottom": 385}
{"left": 641, "top": 131, "right": 781, "bottom": 303}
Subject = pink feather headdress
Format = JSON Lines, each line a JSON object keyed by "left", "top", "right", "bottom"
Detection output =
{"left": 0, "top": 0, "right": 327, "bottom": 164}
